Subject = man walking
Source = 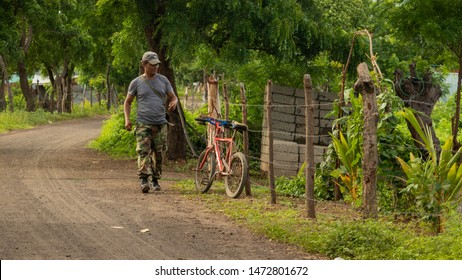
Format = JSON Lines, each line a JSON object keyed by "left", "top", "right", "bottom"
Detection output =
{"left": 124, "top": 51, "right": 178, "bottom": 193}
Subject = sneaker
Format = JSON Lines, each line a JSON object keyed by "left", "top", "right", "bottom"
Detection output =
{"left": 152, "top": 178, "right": 161, "bottom": 191}
{"left": 140, "top": 177, "right": 150, "bottom": 193}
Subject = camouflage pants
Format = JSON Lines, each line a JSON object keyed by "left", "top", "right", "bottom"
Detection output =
{"left": 135, "top": 123, "right": 167, "bottom": 179}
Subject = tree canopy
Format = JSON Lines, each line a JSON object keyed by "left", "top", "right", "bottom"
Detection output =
{"left": 1, "top": 0, "right": 461, "bottom": 156}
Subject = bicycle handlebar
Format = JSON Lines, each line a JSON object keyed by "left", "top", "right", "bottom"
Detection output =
{"left": 195, "top": 117, "right": 247, "bottom": 131}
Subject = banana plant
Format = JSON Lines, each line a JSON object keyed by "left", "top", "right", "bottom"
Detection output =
{"left": 396, "top": 108, "right": 462, "bottom": 233}
{"left": 330, "top": 131, "right": 362, "bottom": 205}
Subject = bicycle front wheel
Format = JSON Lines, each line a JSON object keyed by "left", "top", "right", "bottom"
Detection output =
{"left": 224, "top": 152, "right": 248, "bottom": 198}
{"left": 195, "top": 150, "right": 216, "bottom": 193}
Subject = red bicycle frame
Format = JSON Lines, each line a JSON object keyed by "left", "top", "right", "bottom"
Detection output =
{"left": 201, "top": 121, "right": 237, "bottom": 175}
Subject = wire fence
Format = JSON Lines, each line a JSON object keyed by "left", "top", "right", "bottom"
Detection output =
{"left": 182, "top": 78, "right": 461, "bottom": 218}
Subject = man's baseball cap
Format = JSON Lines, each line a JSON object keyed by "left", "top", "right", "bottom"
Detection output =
{"left": 141, "top": 51, "right": 161, "bottom": 64}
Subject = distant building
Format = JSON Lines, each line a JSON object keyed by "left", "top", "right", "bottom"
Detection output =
{"left": 445, "top": 72, "right": 458, "bottom": 95}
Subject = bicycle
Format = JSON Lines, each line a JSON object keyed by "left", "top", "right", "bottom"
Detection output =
{"left": 194, "top": 117, "right": 249, "bottom": 198}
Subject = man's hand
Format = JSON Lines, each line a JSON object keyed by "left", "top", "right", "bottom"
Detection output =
{"left": 125, "top": 120, "right": 132, "bottom": 131}
{"left": 168, "top": 99, "right": 178, "bottom": 111}
{"left": 166, "top": 91, "right": 178, "bottom": 112}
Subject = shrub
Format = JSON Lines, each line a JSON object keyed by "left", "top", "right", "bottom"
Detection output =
{"left": 276, "top": 162, "right": 306, "bottom": 198}
{"left": 396, "top": 108, "right": 462, "bottom": 233}
{"left": 90, "top": 111, "right": 136, "bottom": 158}
{"left": 323, "top": 219, "right": 408, "bottom": 259}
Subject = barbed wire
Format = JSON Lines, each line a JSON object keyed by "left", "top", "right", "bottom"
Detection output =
{"left": 198, "top": 99, "right": 447, "bottom": 110}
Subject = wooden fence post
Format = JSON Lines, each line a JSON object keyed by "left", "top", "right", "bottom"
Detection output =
{"left": 82, "top": 84, "right": 86, "bottom": 109}
{"left": 106, "top": 63, "right": 111, "bottom": 110}
{"left": 184, "top": 86, "right": 189, "bottom": 109}
{"left": 304, "top": 74, "right": 316, "bottom": 219}
{"left": 266, "top": 80, "right": 276, "bottom": 204}
{"left": 240, "top": 83, "right": 251, "bottom": 196}
{"left": 354, "top": 62, "right": 378, "bottom": 218}
{"left": 207, "top": 75, "right": 220, "bottom": 145}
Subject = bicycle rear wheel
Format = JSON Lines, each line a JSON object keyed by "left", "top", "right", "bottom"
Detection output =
{"left": 195, "top": 150, "right": 216, "bottom": 193}
{"left": 224, "top": 152, "right": 248, "bottom": 198}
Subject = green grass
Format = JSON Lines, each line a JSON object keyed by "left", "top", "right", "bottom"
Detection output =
{"left": 171, "top": 177, "right": 462, "bottom": 260}
{"left": 0, "top": 105, "right": 110, "bottom": 133}
{"left": 88, "top": 111, "right": 137, "bottom": 158}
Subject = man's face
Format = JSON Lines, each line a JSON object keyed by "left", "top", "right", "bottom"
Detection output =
{"left": 144, "top": 61, "right": 160, "bottom": 75}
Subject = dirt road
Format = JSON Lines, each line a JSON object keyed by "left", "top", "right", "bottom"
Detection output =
{"left": 0, "top": 117, "right": 315, "bottom": 260}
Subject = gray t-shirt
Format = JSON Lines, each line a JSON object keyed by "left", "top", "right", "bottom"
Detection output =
{"left": 128, "top": 74, "right": 174, "bottom": 125}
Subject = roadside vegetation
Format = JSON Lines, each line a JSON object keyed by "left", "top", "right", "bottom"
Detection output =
{"left": 171, "top": 179, "right": 462, "bottom": 260}
{"left": 2, "top": 0, "right": 462, "bottom": 259}
{"left": 0, "top": 103, "right": 110, "bottom": 133}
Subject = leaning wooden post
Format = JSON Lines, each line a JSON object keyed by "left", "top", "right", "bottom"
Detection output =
{"left": 354, "top": 62, "right": 378, "bottom": 219}
{"left": 240, "top": 83, "right": 251, "bottom": 196}
{"left": 266, "top": 80, "right": 276, "bottom": 204}
{"left": 223, "top": 82, "right": 230, "bottom": 138}
{"left": 207, "top": 75, "right": 220, "bottom": 117}
{"left": 304, "top": 74, "right": 316, "bottom": 219}
{"left": 223, "top": 82, "right": 229, "bottom": 121}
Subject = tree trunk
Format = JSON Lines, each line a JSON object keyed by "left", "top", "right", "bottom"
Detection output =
{"left": 18, "top": 23, "right": 35, "bottom": 111}
{"left": 143, "top": 1, "right": 186, "bottom": 160}
{"left": 56, "top": 74, "right": 63, "bottom": 114}
{"left": 64, "top": 63, "right": 74, "bottom": 113}
{"left": 57, "top": 62, "right": 68, "bottom": 113}
{"left": 46, "top": 66, "right": 56, "bottom": 113}
{"left": 18, "top": 61, "right": 35, "bottom": 111}
{"left": 394, "top": 62, "right": 442, "bottom": 154}
{"left": 354, "top": 62, "right": 378, "bottom": 219}
{"left": 454, "top": 53, "right": 462, "bottom": 150}
{"left": 0, "top": 73, "right": 6, "bottom": 112}
{"left": 0, "top": 55, "right": 10, "bottom": 111}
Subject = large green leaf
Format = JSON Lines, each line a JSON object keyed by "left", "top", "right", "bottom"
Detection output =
{"left": 396, "top": 108, "right": 462, "bottom": 233}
